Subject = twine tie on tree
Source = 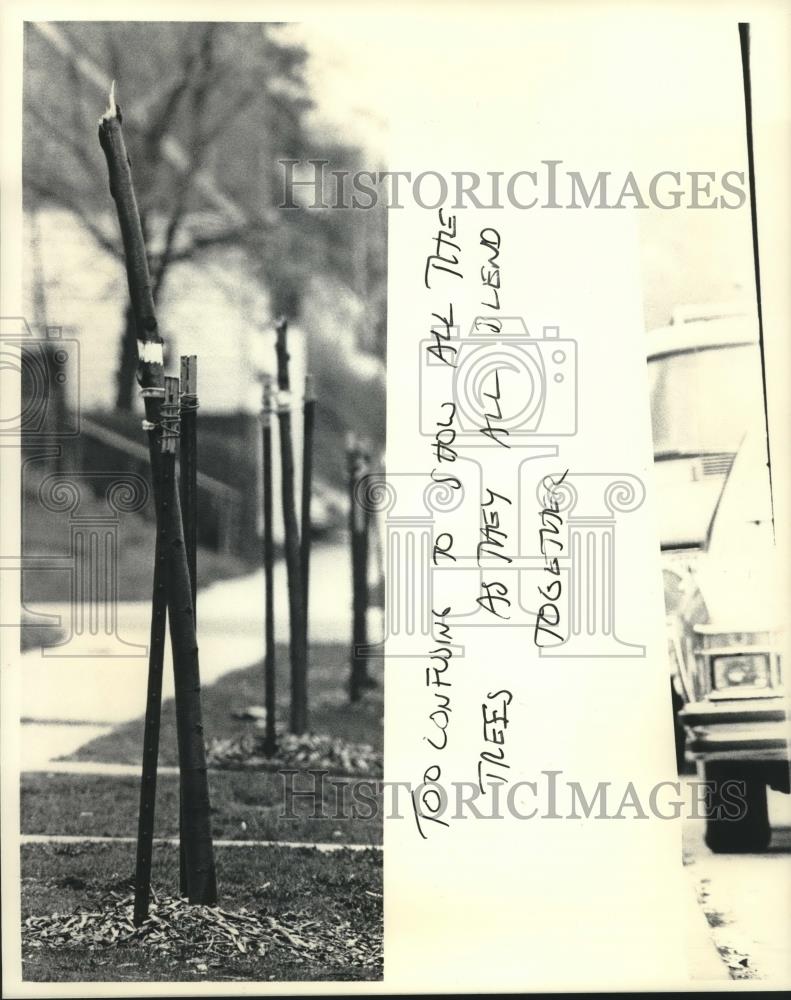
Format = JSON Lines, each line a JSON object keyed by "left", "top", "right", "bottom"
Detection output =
{"left": 159, "top": 397, "right": 181, "bottom": 452}
{"left": 180, "top": 393, "right": 199, "bottom": 412}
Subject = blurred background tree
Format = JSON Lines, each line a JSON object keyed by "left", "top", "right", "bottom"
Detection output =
{"left": 24, "top": 21, "right": 387, "bottom": 410}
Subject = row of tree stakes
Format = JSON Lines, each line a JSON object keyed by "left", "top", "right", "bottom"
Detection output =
{"left": 98, "top": 91, "right": 376, "bottom": 924}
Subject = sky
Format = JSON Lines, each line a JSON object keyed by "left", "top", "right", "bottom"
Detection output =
{"left": 283, "top": 15, "right": 757, "bottom": 329}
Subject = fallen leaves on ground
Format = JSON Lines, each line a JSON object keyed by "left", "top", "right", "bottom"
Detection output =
{"left": 23, "top": 889, "right": 382, "bottom": 972}
{"left": 206, "top": 731, "right": 382, "bottom": 777}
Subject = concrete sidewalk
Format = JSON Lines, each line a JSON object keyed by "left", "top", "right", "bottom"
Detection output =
{"left": 20, "top": 543, "right": 382, "bottom": 768}
{"left": 21, "top": 833, "right": 382, "bottom": 853}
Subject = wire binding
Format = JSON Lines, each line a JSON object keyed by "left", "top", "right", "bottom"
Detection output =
{"left": 180, "top": 393, "right": 200, "bottom": 411}
{"left": 159, "top": 397, "right": 181, "bottom": 450}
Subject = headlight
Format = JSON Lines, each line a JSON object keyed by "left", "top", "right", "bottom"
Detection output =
{"left": 712, "top": 653, "right": 770, "bottom": 691}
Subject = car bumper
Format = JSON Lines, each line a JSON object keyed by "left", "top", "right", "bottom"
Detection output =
{"left": 680, "top": 699, "right": 790, "bottom": 761}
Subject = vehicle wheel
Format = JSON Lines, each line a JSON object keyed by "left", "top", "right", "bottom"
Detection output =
{"left": 670, "top": 679, "right": 686, "bottom": 774}
{"left": 703, "top": 761, "right": 771, "bottom": 853}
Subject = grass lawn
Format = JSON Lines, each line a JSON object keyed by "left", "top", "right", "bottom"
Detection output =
{"left": 66, "top": 643, "right": 384, "bottom": 767}
{"left": 21, "top": 769, "right": 382, "bottom": 845}
{"left": 19, "top": 642, "right": 384, "bottom": 982}
{"left": 21, "top": 841, "right": 382, "bottom": 982}
{"left": 22, "top": 466, "right": 249, "bottom": 605}
{"left": 19, "top": 627, "right": 384, "bottom": 981}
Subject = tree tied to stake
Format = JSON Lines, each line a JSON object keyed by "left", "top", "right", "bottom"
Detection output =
{"left": 98, "top": 85, "right": 217, "bottom": 905}
{"left": 274, "top": 316, "right": 309, "bottom": 734}
{"left": 348, "top": 434, "right": 373, "bottom": 702}
{"left": 260, "top": 374, "right": 278, "bottom": 756}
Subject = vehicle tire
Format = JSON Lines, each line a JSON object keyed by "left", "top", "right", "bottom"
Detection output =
{"left": 703, "top": 761, "right": 771, "bottom": 853}
{"left": 670, "top": 680, "right": 687, "bottom": 774}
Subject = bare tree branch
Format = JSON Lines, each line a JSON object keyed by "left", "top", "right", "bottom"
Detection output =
{"left": 150, "top": 24, "right": 217, "bottom": 299}
{"left": 196, "top": 88, "right": 260, "bottom": 149}
{"left": 24, "top": 99, "right": 102, "bottom": 183}
{"left": 161, "top": 222, "right": 262, "bottom": 266}
{"left": 25, "top": 177, "right": 123, "bottom": 260}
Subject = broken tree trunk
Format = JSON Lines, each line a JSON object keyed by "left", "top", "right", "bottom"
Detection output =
{"left": 274, "top": 317, "right": 308, "bottom": 734}
{"left": 116, "top": 303, "right": 138, "bottom": 410}
{"left": 98, "top": 88, "right": 216, "bottom": 904}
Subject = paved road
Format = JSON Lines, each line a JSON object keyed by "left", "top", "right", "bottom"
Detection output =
{"left": 682, "top": 779, "right": 791, "bottom": 985}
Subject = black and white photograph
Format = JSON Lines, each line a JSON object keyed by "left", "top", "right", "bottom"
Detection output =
{"left": 13, "top": 17, "right": 386, "bottom": 985}
{"left": 1, "top": 2, "right": 789, "bottom": 994}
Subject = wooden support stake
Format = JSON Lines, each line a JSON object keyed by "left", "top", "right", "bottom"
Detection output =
{"left": 99, "top": 92, "right": 216, "bottom": 905}
{"left": 180, "top": 356, "right": 198, "bottom": 620}
{"left": 177, "top": 355, "right": 198, "bottom": 897}
{"left": 133, "top": 501, "right": 168, "bottom": 926}
{"left": 275, "top": 317, "right": 308, "bottom": 734}
{"left": 160, "top": 377, "right": 217, "bottom": 903}
{"left": 261, "top": 375, "right": 277, "bottom": 756}
{"left": 301, "top": 373, "right": 316, "bottom": 655}
{"left": 348, "top": 437, "right": 371, "bottom": 702}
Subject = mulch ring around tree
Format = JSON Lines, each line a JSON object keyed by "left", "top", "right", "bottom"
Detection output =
{"left": 23, "top": 888, "right": 383, "bottom": 973}
{"left": 206, "top": 731, "right": 383, "bottom": 777}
